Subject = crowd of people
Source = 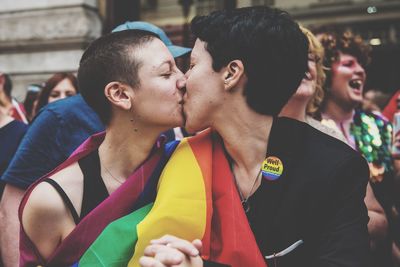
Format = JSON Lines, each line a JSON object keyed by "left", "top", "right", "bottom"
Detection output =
{"left": 0, "top": 5, "right": 400, "bottom": 267}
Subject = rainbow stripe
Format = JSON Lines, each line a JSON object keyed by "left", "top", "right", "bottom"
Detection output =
{"left": 21, "top": 131, "right": 266, "bottom": 267}
{"left": 75, "top": 130, "right": 265, "bottom": 267}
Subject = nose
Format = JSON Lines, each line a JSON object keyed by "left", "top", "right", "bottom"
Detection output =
{"left": 176, "top": 71, "right": 186, "bottom": 91}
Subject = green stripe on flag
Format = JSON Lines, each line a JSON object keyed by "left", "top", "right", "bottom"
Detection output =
{"left": 79, "top": 203, "right": 153, "bottom": 267}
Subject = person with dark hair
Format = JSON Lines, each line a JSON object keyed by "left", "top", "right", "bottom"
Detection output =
{"left": 0, "top": 73, "right": 28, "bottom": 124}
{"left": 139, "top": 7, "right": 369, "bottom": 267}
{"left": 19, "top": 28, "right": 187, "bottom": 266}
{"left": 34, "top": 72, "right": 78, "bottom": 114}
{"left": 318, "top": 31, "right": 396, "bottom": 266}
{"left": 0, "top": 22, "right": 190, "bottom": 267}
{"left": 23, "top": 84, "right": 42, "bottom": 122}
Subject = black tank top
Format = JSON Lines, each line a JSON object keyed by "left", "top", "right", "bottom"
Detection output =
{"left": 43, "top": 149, "right": 109, "bottom": 224}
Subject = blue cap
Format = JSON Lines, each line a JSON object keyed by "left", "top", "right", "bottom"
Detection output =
{"left": 112, "top": 21, "right": 191, "bottom": 58}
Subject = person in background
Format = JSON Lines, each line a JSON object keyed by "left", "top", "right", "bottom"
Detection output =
{"left": 0, "top": 95, "right": 27, "bottom": 197}
{"left": 0, "top": 73, "right": 28, "bottom": 124}
{"left": 363, "top": 89, "right": 390, "bottom": 116}
{"left": 34, "top": 72, "right": 78, "bottom": 114}
{"left": 0, "top": 21, "right": 191, "bottom": 267}
{"left": 280, "top": 26, "right": 345, "bottom": 140}
{"left": 23, "top": 84, "right": 42, "bottom": 123}
{"left": 280, "top": 26, "right": 388, "bottom": 258}
{"left": 319, "top": 30, "right": 394, "bottom": 266}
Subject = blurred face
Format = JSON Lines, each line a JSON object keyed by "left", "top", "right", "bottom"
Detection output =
{"left": 291, "top": 53, "right": 318, "bottom": 101}
{"left": 183, "top": 39, "right": 225, "bottom": 133}
{"left": 132, "top": 38, "right": 185, "bottom": 128}
{"left": 48, "top": 78, "right": 77, "bottom": 103}
{"left": 329, "top": 52, "right": 366, "bottom": 108}
{"left": 362, "top": 91, "right": 380, "bottom": 112}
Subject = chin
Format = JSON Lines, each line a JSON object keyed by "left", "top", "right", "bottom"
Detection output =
{"left": 351, "top": 95, "right": 363, "bottom": 104}
{"left": 184, "top": 121, "right": 207, "bottom": 135}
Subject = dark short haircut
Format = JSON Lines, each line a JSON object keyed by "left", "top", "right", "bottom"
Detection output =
{"left": 190, "top": 6, "right": 309, "bottom": 116}
{"left": 318, "top": 30, "right": 371, "bottom": 88}
{"left": 24, "top": 84, "right": 42, "bottom": 121}
{"left": 78, "top": 30, "right": 159, "bottom": 125}
{"left": 3, "top": 73, "right": 12, "bottom": 98}
{"left": 36, "top": 72, "right": 78, "bottom": 113}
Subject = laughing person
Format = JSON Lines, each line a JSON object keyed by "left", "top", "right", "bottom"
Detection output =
{"left": 318, "top": 30, "right": 396, "bottom": 266}
{"left": 318, "top": 31, "right": 395, "bottom": 213}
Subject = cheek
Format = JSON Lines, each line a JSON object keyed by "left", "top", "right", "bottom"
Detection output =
{"left": 48, "top": 97, "right": 58, "bottom": 103}
{"left": 333, "top": 66, "right": 352, "bottom": 81}
{"left": 331, "top": 68, "right": 350, "bottom": 91}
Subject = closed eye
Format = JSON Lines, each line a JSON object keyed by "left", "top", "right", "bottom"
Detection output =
{"left": 161, "top": 72, "right": 172, "bottom": 78}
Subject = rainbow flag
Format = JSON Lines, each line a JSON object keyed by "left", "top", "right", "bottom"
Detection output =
{"left": 20, "top": 130, "right": 266, "bottom": 267}
{"left": 127, "top": 129, "right": 266, "bottom": 267}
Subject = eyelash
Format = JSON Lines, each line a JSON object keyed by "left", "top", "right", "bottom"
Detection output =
{"left": 162, "top": 72, "right": 172, "bottom": 78}
{"left": 342, "top": 61, "right": 354, "bottom": 67}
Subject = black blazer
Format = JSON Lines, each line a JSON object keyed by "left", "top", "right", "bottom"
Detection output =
{"left": 242, "top": 117, "right": 370, "bottom": 267}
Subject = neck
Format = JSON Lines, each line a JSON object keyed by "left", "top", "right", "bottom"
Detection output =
{"left": 279, "top": 97, "right": 307, "bottom": 122}
{"left": 0, "top": 111, "right": 13, "bottom": 128}
{"left": 323, "top": 98, "right": 355, "bottom": 122}
{"left": 0, "top": 93, "right": 12, "bottom": 112}
{"left": 214, "top": 100, "right": 272, "bottom": 180}
{"left": 98, "top": 116, "right": 162, "bottom": 183}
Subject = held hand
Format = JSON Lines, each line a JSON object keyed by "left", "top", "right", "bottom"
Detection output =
{"left": 139, "top": 235, "right": 203, "bottom": 267}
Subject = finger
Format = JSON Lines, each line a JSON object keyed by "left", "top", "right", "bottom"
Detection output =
{"left": 151, "top": 234, "right": 180, "bottom": 245}
{"left": 144, "top": 244, "right": 169, "bottom": 257}
{"left": 168, "top": 240, "right": 199, "bottom": 257}
{"left": 139, "top": 256, "right": 166, "bottom": 267}
{"left": 144, "top": 244, "right": 185, "bottom": 265}
{"left": 192, "top": 239, "right": 203, "bottom": 252}
{"left": 154, "top": 250, "right": 185, "bottom": 265}
{"left": 151, "top": 235, "right": 199, "bottom": 257}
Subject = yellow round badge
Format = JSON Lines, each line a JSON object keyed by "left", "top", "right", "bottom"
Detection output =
{"left": 262, "top": 156, "right": 283, "bottom": 181}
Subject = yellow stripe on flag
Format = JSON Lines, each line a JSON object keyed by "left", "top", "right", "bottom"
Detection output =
{"left": 129, "top": 138, "right": 208, "bottom": 266}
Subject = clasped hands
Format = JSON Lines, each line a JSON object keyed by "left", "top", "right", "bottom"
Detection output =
{"left": 139, "top": 235, "right": 204, "bottom": 267}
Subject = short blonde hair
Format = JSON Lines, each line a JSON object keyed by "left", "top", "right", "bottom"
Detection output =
{"left": 300, "top": 26, "right": 326, "bottom": 118}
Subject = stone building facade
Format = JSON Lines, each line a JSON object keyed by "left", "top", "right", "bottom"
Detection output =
{"left": 1, "top": 0, "right": 399, "bottom": 99}
{"left": 0, "top": 0, "right": 101, "bottom": 99}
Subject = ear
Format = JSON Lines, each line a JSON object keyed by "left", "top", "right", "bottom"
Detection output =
{"left": 104, "top": 81, "right": 133, "bottom": 111}
{"left": 222, "top": 60, "right": 245, "bottom": 91}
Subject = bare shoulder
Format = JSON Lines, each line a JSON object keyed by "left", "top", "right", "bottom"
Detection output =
{"left": 21, "top": 162, "right": 83, "bottom": 259}
{"left": 23, "top": 180, "right": 68, "bottom": 224}
{"left": 50, "top": 161, "right": 84, "bottom": 189}
{"left": 22, "top": 180, "right": 70, "bottom": 259}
